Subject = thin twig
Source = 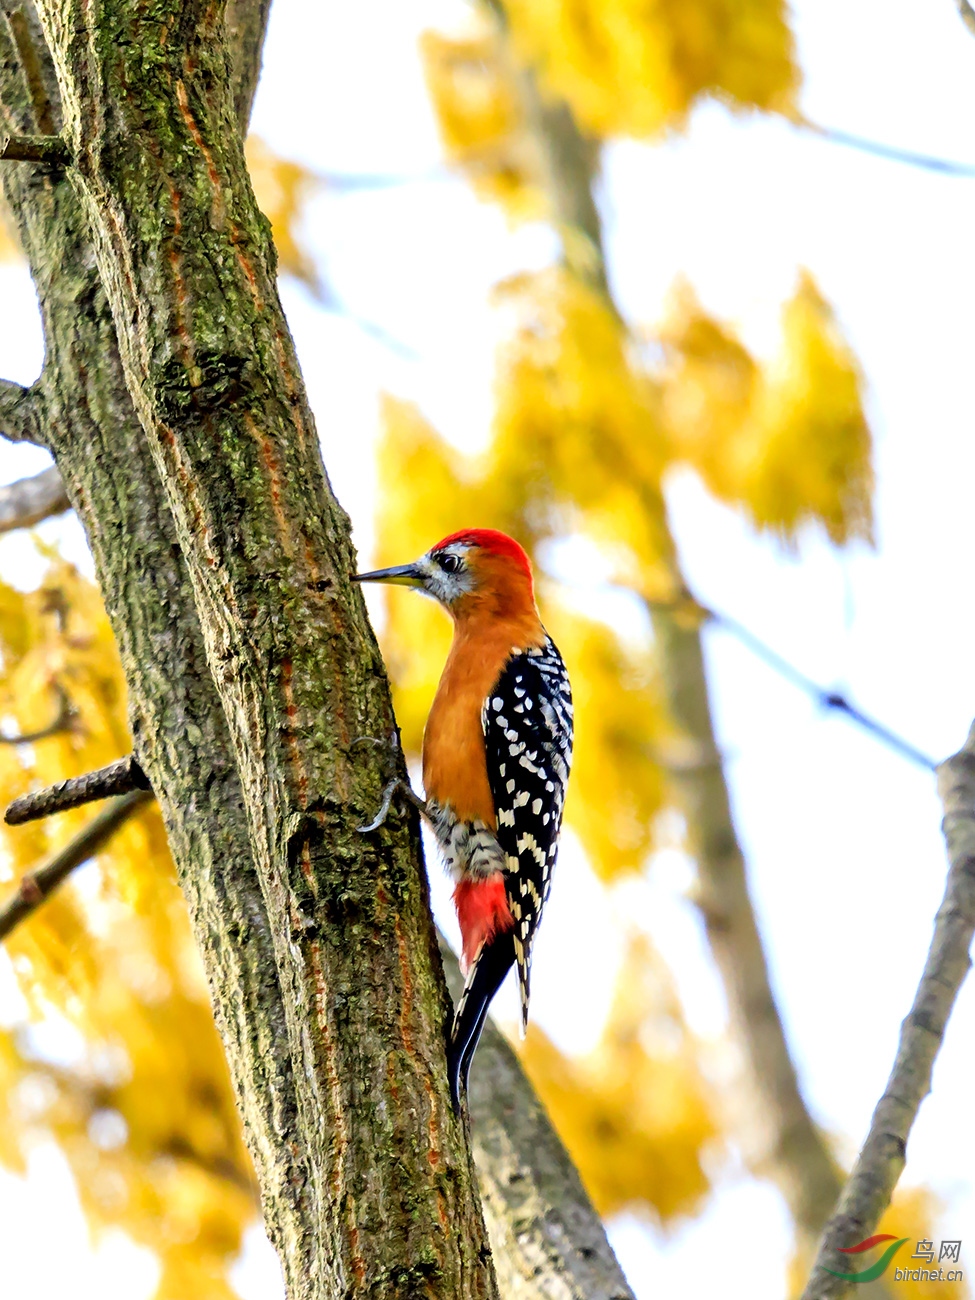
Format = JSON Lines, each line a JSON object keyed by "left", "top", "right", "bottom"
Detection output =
{"left": 799, "top": 721, "right": 975, "bottom": 1299}
{"left": 647, "top": 593, "right": 937, "bottom": 771}
{"left": 4, "top": 753, "right": 152, "bottom": 825}
{"left": 0, "top": 683, "right": 75, "bottom": 745}
{"left": 795, "top": 115, "right": 975, "bottom": 178}
{"left": 707, "top": 606, "right": 938, "bottom": 771}
{"left": 0, "top": 379, "right": 45, "bottom": 446}
{"left": 0, "top": 465, "right": 70, "bottom": 532}
{"left": 162, "top": 1135, "right": 261, "bottom": 1200}
{"left": 956, "top": 0, "right": 975, "bottom": 39}
{"left": 0, "top": 132, "right": 70, "bottom": 165}
{"left": 0, "top": 789, "right": 153, "bottom": 942}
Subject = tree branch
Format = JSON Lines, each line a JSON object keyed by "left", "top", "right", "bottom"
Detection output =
{"left": 0, "top": 789, "right": 152, "bottom": 942}
{"left": 2, "top": 4, "right": 636, "bottom": 1294}
{"left": 225, "top": 0, "right": 271, "bottom": 132}
{"left": 0, "top": 379, "right": 45, "bottom": 445}
{"left": 0, "top": 681, "right": 74, "bottom": 744}
{"left": 438, "top": 937, "right": 636, "bottom": 1300}
{"left": 794, "top": 115, "right": 975, "bottom": 178}
{"left": 30, "top": 0, "right": 501, "bottom": 1290}
{"left": 957, "top": 0, "right": 975, "bottom": 39}
{"left": 703, "top": 604, "right": 938, "bottom": 770}
{"left": 4, "top": 754, "right": 152, "bottom": 825}
{"left": 0, "top": 130, "right": 69, "bottom": 164}
{"left": 0, "top": 0, "right": 321, "bottom": 1290}
{"left": 0, "top": 465, "right": 70, "bottom": 532}
{"left": 486, "top": 0, "right": 608, "bottom": 299}
{"left": 799, "top": 723, "right": 975, "bottom": 1299}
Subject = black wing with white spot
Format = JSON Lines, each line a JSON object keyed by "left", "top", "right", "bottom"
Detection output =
{"left": 482, "top": 635, "right": 573, "bottom": 1029}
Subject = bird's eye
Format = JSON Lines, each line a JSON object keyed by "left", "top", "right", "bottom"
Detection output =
{"left": 437, "top": 552, "right": 463, "bottom": 574}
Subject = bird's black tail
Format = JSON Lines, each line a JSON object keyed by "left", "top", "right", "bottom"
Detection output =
{"left": 447, "top": 932, "right": 515, "bottom": 1111}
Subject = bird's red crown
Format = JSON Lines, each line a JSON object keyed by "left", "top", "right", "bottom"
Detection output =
{"left": 431, "top": 529, "right": 533, "bottom": 584}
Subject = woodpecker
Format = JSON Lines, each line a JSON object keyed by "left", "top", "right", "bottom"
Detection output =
{"left": 354, "top": 529, "right": 573, "bottom": 1108}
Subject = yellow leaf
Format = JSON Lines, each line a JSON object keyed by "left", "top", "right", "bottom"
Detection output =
{"left": 420, "top": 24, "right": 545, "bottom": 222}
{"left": 491, "top": 268, "right": 676, "bottom": 598}
{"left": 0, "top": 544, "right": 257, "bottom": 1300}
{"left": 660, "top": 273, "right": 874, "bottom": 546}
{"left": 505, "top": 0, "right": 799, "bottom": 139}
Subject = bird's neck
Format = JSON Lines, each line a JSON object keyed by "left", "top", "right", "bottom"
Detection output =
{"left": 448, "top": 597, "right": 545, "bottom": 665}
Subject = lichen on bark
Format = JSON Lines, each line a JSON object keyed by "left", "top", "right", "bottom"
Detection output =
{"left": 1, "top": 0, "right": 497, "bottom": 1294}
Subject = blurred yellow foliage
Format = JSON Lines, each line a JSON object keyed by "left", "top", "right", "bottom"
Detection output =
{"left": 491, "top": 268, "right": 675, "bottom": 597}
{"left": 420, "top": 24, "right": 545, "bottom": 220}
{"left": 376, "top": 396, "right": 674, "bottom": 879}
{"left": 375, "top": 262, "right": 873, "bottom": 881}
{"left": 373, "top": 397, "right": 487, "bottom": 752}
{"left": 421, "top": 0, "right": 798, "bottom": 201}
{"left": 505, "top": 0, "right": 799, "bottom": 138}
{"left": 660, "top": 273, "right": 874, "bottom": 545}
{"left": 0, "top": 554, "right": 255, "bottom": 1300}
{"left": 520, "top": 934, "right": 718, "bottom": 1220}
{"left": 245, "top": 134, "right": 320, "bottom": 290}
{"left": 874, "top": 1187, "right": 969, "bottom": 1300}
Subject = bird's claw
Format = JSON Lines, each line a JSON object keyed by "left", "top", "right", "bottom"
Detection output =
{"left": 357, "top": 778, "right": 428, "bottom": 833}
{"left": 358, "top": 778, "right": 400, "bottom": 833}
{"left": 354, "top": 731, "right": 428, "bottom": 832}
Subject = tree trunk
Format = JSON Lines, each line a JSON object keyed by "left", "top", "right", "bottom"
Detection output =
{"left": 2, "top": 3, "right": 644, "bottom": 1294}
{"left": 1, "top": 2, "right": 498, "bottom": 1295}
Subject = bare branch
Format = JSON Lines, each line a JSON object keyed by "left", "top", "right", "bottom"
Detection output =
{"left": 439, "top": 935, "right": 636, "bottom": 1300}
{"left": 0, "top": 465, "right": 70, "bottom": 532}
{"left": 485, "top": 0, "right": 608, "bottom": 299}
{"left": 0, "top": 682, "right": 75, "bottom": 744}
{"left": 0, "top": 131, "right": 69, "bottom": 164}
{"left": 0, "top": 788, "right": 152, "bottom": 941}
{"left": 957, "top": 0, "right": 975, "bottom": 38}
{"left": 0, "top": 379, "right": 45, "bottom": 445}
{"left": 5, "top": 754, "right": 152, "bottom": 825}
{"left": 162, "top": 1134, "right": 261, "bottom": 1201}
{"left": 1, "top": 5, "right": 61, "bottom": 136}
{"left": 794, "top": 114, "right": 975, "bottom": 178}
{"left": 225, "top": 0, "right": 271, "bottom": 132}
{"left": 799, "top": 723, "right": 975, "bottom": 1299}
{"left": 703, "top": 604, "right": 938, "bottom": 770}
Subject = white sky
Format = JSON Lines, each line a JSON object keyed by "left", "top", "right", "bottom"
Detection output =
{"left": 1, "top": 0, "right": 974, "bottom": 1296}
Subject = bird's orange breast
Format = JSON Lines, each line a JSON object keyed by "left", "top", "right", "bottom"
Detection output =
{"left": 422, "top": 609, "right": 545, "bottom": 826}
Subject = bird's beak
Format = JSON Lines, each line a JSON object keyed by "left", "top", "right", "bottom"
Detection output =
{"left": 352, "top": 562, "right": 425, "bottom": 588}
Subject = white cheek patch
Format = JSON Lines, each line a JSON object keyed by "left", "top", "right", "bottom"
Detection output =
{"left": 420, "top": 549, "right": 476, "bottom": 604}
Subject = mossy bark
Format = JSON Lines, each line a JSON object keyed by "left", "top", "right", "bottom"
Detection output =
{"left": 0, "top": 2, "right": 497, "bottom": 1296}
